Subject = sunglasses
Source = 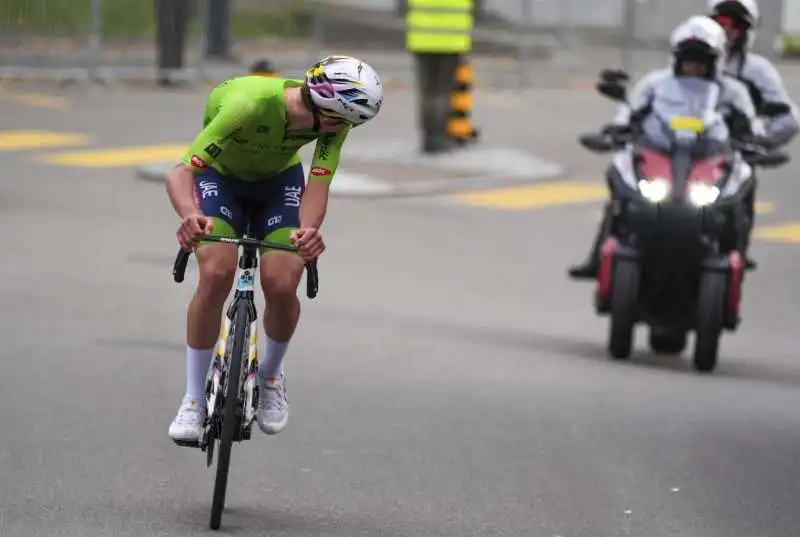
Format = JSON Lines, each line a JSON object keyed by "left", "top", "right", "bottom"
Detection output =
{"left": 714, "top": 15, "right": 747, "bottom": 30}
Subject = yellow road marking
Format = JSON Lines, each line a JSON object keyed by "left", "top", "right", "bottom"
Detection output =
{"left": 0, "top": 130, "right": 90, "bottom": 151}
{"left": 454, "top": 181, "right": 607, "bottom": 210}
{"left": 755, "top": 201, "right": 775, "bottom": 214}
{"left": 755, "top": 221, "right": 800, "bottom": 244}
{"left": 0, "top": 92, "right": 69, "bottom": 110}
{"left": 40, "top": 144, "right": 186, "bottom": 167}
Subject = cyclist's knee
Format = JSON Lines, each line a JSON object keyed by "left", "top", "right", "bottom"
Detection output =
{"left": 260, "top": 253, "right": 303, "bottom": 298}
{"left": 197, "top": 244, "right": 238, "bottom": 297}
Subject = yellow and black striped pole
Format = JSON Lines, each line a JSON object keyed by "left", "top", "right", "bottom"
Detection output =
{"left": 249, "top": 59, "right": 278, "bottom": 77}
{"left": 447, "top": 56, "right": 479, "bottom": 145}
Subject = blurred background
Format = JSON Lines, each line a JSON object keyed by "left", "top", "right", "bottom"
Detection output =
{"left": 1, "top": 0, "right": 799, "bottom": 89}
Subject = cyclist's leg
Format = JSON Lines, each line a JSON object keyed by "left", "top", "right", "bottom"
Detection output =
{"left": 169, "top": 169, "right": 244, "bottom": 444}
{"left": 252, "top": 164, "right": 306, "bottom": 435}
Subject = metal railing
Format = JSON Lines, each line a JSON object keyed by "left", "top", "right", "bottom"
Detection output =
{"left": 0, "top": 0, "right": 785, "bottom": 88}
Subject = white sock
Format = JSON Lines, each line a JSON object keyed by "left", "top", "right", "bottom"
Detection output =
{"left": 184, "top": 346, "right": 214, "bottom": 405}
{"left": 259, "top": 336, "right": 289, "bottom": 380}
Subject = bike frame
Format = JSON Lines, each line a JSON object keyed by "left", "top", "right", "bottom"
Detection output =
{"left": 171, "top": 228, "right": 318, "bottom": 530}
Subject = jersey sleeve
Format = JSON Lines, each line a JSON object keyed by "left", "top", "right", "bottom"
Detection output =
{"left": 307, "top": 126, "right": 351, "bottom": 184}
{"left": 180, "top": 97, "right": 257, "bottom": 172}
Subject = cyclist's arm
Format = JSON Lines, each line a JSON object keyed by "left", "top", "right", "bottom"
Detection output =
{"left": 166, "top": 99, "right": 255, "bottom": 219}
{"left": 754, "top": 58, "right": 800, "bottom": 147}
{"left": 301, "top": 126, "right": 350, "bottom": 229}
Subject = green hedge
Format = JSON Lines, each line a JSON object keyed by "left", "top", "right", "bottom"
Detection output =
{"left": 0, "top": 0, "right": 310, "bottom": 38}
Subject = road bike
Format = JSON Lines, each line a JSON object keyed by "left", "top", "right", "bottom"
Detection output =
{"left": 172, "top": 227, "right": 319, "bottom": 530}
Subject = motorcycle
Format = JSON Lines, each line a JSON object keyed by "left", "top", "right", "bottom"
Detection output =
{"left": 577, "top": 71, "right": 790, "bottom": 372}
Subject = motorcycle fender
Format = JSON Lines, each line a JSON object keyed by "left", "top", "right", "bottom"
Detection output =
{"left": 701, "top": 252, "right": 744, "bottom": 329}
{"left": 595, "top": 239, "right": 641, "bottom": 311}
{"left": 725, "top": 251, "right": 744, "bottom": 329}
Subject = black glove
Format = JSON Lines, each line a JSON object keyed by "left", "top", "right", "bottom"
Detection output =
{"left": 742, "top": 133, "right": 774, "bottom": 149}
{"left": 602, "top": 124, "right": 631, "bottom": 137}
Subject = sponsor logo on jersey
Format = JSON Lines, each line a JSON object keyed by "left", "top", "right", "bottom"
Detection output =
{"left": 191, "top": 155, "right": 208, "bottom": 169}
{"left": 317, "top": 135, "right": 334, "bottom": 160}
{"left": 310, "top": 167, "right": 332, "bottom": 177}
{"left": 204, "top": 143, "right": 222, "bottom": 157}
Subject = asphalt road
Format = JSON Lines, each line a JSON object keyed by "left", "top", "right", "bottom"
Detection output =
{"left": 2, "top": 84, "right": 800, "bottom": 537}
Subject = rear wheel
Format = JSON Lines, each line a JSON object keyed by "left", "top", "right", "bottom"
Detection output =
{"left": 210, "top": 305, "right": 249, "bottom": 530}
{"left": 648, "top": 329, "right": 687, "bottom": 355}
{"left": 693, "top": 271, "right": 727, "bottom": 373}
{"left": 608, "top": 259, "right": 641, "bottom": 360}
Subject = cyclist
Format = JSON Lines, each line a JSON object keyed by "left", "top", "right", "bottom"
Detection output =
{"left": 567, "top": 15, "right": 762, "bottom": 279}
{"left": 166, "top": 55, "right": 384, "bottom": 445}
{"left": 707, "top": 0, "right": 799, "bottom": 267}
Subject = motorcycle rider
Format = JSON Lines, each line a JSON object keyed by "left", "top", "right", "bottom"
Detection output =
{"left": 568, "top": 15, "right": 765, "bottom": 279}
{"left": 707, "top": 0, "right": 799, "bottom": 266}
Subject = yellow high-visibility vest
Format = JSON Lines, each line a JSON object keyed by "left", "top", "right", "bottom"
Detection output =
{"left": 406, "top": 0, "right": 474, "bottom": 54}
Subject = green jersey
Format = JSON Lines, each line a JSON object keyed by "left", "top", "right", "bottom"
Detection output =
{"left": 180, "top": 75, "right": 350, "bottom": 183}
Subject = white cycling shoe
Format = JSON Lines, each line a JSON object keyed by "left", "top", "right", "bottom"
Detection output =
{"left": 168, "top": 398, "right": 206, "bottom": 445}
{"left": 256, "top": 374, "right": 289, "bottom": 435}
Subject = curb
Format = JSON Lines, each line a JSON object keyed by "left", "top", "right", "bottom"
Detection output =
{"left": 135, "top": 158, "right": 566, "bottom": 199}
{"left": 136, "top": 164, "right": 399, "bottom": 198}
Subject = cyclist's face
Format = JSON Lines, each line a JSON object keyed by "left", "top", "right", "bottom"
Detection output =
{"left": 317, "top": 115, "right": 351, "bottom": 133}
{"left": 681, "top": 60, "right": 708, "bottom": 77}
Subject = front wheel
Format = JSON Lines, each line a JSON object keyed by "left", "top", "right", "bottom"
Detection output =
{"left": 693, "top": 271, "right": 727, "bottom": 373}
{"left": 608, "top": 259, "right": 641, "bottom": 360}
{"left": 210, "top": 304, "right": 250, "bottom": 530}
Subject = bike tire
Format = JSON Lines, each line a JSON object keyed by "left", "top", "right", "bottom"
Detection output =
{"left": 210, "top": 304, "right": 250, "bottom": 530}
{"left": 608, "top": 259, "right": 640, "bottom": 360}
{"left": 693, "top": 271, "right": 726, "bottom": 373}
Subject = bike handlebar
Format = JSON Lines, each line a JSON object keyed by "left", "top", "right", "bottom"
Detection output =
{"left": 601, "top": 128, "right": 772, "bottom": 157}
{"left": 171, "top": 235, "right": 319, "bottom": 299}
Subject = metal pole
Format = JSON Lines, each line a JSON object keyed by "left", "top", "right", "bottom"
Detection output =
{"left": 196, "top": 0, "right": 208, "bottom": 83}
{"left": 621, "top": 0, "right": 637, "bottom": 74}
{"left": 88, "top": 0, "right": 102, "bottom": 84}
{"left": 309, "top": 0, "right": 325, "bottom": 67}
{"left": 516, "top": 0, "right": 532, "bottom": 88}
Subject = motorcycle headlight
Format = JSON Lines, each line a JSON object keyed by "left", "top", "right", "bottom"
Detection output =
{"left": 687, "top": 182, "right": 721, "bottom": 207}
{"left": 638, "top": 178, "right": 671, "bottom": 203}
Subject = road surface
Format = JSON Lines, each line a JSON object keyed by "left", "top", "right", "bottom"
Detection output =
{"left": 1, "top": 83, "right": 800, "bottom": 537}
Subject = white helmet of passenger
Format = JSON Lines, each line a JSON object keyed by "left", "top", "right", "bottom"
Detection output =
{"left": 304, "top": 55, "right": 384, "bottom": 126}
{"left": 707, "top": 0, "right": 760, "bottom": 51}
{"left": 669, "top": 15, "right": 728, "bottom": 79}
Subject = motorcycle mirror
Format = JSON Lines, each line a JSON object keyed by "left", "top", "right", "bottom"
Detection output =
{"left": 579, "top": 133, "right": 614, "bottom": 153}
{"left": 599, "top": 68, "right": 630, "bottom": 83}
{"left": 759, "top": 102, "right": 791, "bottom": 117}
{"left": 596, "top": 80, "right": 627, "bottom": 103}
{"left": 749, "top": 151, "right": 790, "bottom": 168}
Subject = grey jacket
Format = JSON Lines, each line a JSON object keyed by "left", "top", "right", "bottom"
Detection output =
{"left": 722, "top": 51, "right": 800, "bottom": 148}
{"left": 613, "top": 68, "right": 762, "bottom": 151}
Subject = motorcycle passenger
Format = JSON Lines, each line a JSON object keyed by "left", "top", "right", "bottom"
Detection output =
{"left": 708, "top": 0, "right": 800, "bottom": 266}
{"left": 568, "top": 15, "right": 763, "bottom": 279}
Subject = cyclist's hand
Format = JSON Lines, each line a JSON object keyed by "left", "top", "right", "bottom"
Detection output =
{"left": 177, "top": 213, "right": 213, "bottom": 251}
{"left": 290, "top": 228, "right": 325, "bottom": 261}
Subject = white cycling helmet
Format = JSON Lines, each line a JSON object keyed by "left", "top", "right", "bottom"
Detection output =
{"left": 670, "top": 15, "right": 728, "bottom": 79}
{"left": 304, "top": 55, "right": 384, "bottom": 126}
{"left": 707, "top": 0, "right": 760, "bottom": 50}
